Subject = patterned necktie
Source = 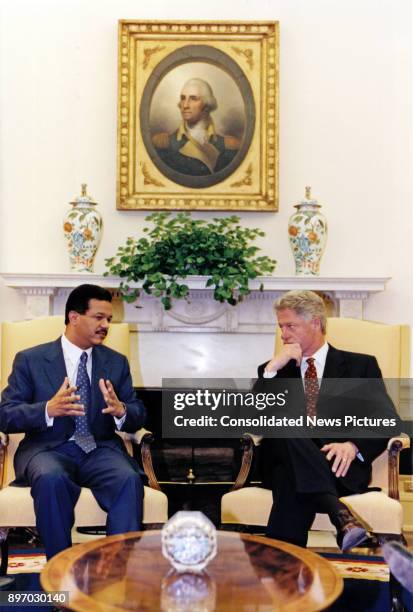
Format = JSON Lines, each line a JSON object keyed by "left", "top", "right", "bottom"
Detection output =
{"left": 74, "top": 352, "right": 96, "bottom": 453}
{"left": 304, "top": 357, "right": 319, "bottom": 418}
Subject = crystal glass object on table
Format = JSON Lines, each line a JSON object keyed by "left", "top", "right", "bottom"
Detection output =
{"left": 161, "top": 511, "right": 217, "bottom": 573}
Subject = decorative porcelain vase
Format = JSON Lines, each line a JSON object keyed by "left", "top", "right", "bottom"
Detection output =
{"left": 288, "top": 186, "right": 327, "bottom": 276}
{"left": 63, "top": 184, "right": 102, "bottom": 272}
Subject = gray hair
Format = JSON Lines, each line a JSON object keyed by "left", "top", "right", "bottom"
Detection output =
{"left": 180, "top": 78, "right": 218, "bottom": 112}
{"left": 274, "top": 290, "right": 327, "bottom": 334}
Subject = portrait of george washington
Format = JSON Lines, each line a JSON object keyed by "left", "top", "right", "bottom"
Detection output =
{"left": 140, "top": 47, "right": 255, "bottom": 189}
{"left": 152, "top": 77, "right": 241, "bottom": 177}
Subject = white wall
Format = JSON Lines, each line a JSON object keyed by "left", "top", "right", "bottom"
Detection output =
{"left": 0, "top": 0, "right": 412, "bottom": 361}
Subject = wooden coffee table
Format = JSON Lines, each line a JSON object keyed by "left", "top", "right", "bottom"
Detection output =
{"left": 41, "top": 530, "right": 343, "bottom": 611}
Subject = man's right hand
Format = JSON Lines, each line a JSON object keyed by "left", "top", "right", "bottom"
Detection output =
{"left": 264, "top": 343, "right": 302, "bottom": 374}
{"left": 46, "top": 377, "right": 85, "bottom": 418}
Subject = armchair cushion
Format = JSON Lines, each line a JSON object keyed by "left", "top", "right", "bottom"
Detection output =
{"left": 221, "top": 487, "right": 403, "bottom": 535}
{"left": 221, "top": 436, "right": 410, "bottom": 537}
{"left": 221, "top": 486, "right": 271, "bottom": 527}
{"left": 0, "top": 483, "right": 167, "bottom": 527}
{"left": 314, "top": 491, "right": 403, "bottom": 534}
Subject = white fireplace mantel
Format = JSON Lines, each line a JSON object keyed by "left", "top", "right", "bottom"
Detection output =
{"left": 1, "top": 273, "right": 390, "bottom": 333}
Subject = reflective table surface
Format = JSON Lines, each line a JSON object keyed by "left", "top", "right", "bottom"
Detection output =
{"left": 41, "top": 530, "right": 343, "bottom": 611}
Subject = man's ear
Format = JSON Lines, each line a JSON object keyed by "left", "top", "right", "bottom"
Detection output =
{"left": 311, "top": 316, "right": 322, "bottom": 331}
{"left": 67, "top": 310, "right": 80, "bottom": 326}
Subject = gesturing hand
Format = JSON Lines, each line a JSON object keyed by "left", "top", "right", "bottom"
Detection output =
{"left": 321, "top": 441, "right": 358, "bottom": 478}
{"left": 99, "top": 378, "right": 126, "bottom": 418}
{"left": 46, "top": 377, "right": 84, "bottom": 418}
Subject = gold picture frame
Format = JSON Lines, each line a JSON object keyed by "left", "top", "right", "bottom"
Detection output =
{"left": 117, "top": 20, "right": 279, "bottom": 211}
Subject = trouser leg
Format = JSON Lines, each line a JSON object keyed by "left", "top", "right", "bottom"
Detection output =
{"left": 79, "top": 447, "right": 144, "bottom": 535}
{"left": 266, "top": 464, "right": 317, "bottom": 547}
{"left": 260, "top": 437, "right": 338, "bottom": 494}
{"left": 26, "top": 450, "right": 80, "bottom": 560}
{"left": 310, "top": 491, "right": 352, "bottom": 530}
{"left": 278, "top": 438, "right": 339, "bottom": 495}
{"left": 263, "top": 438, "right": 360, "bottom": 546}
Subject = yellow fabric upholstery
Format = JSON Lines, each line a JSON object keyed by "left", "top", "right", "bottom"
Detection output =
{"left": 221, "top": 447, "right": 405, "bottom": 534}
{"left": 222, "top": 487, "right": 272, "bottom": 527}
{"left": 221, "top": 487, "right": 403, "bottom": 534}
{"left": 222, "top": 317, "right": 410, "bottom": 538}
{"left": 0, "top": 480, "right": 167, "bottom": 527}
{"left": 1, "top": 316, "right": 130, "bottom": 391}
{"left": 0, "top": 316, "right": 167, "bottom": 527}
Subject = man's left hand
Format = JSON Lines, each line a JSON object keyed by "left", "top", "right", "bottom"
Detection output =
{"left": 320, "top": 441, "right": 358, "bottom": 478}
{"left": 99, "top": 378, "right": 126, "bottom": 418}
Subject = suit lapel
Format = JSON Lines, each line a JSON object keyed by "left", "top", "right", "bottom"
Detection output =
{"left": 90, "top": 346, "right": 109, "bottom": 424}
{"left": 319, "top": 344, "right": 347, "bottom": 397}
{"left": 43, "top": 338, "right": 67, "bottom": 391}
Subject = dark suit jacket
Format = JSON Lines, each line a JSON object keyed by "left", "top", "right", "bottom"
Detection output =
{"left": 0, "top": 338, "right": 146, "bottom": 484}
{"left": 257, "top": 344, "right": 401, "bottom": 493}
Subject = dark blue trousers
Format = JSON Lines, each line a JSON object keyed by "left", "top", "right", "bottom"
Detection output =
{"left": 26, "top": 441, "right": 143, "bottom": 559}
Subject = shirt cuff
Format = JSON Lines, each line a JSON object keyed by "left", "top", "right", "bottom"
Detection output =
{"left": 45, "top": 403, "right": 54, "bottom": 427}
{"left": 114, "top": 404, "right": 127, "bottom": 430}
{"left": 263, "top": 369, "right": 277, "bottom": 378}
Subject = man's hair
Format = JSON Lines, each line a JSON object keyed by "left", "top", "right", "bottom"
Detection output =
{"left": 65, "top": 284, "right": 112, "bottom": 325}
{"left": 274, "top": 290, "right": 327, "bottom": 334}
{"left": 180, "top": 78, "right": 218, "bottom": 112}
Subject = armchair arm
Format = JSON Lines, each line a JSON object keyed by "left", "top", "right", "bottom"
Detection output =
{"left": 387, "top": 436, "right": 411, "bottom": 452}
{"left": 123, "top": 428, "right": 162, "bottom": 492}
{"left": 122, "top": 427, "right": 152, "bottom": 446}
{"left": 231, "top": 434, "right": 259, "bottom": 491}
{"left": 0, "top": 433, "right": 9, "bottom": 489}
{"left": 387, "top": 436, "right": 410, "bottom": 500}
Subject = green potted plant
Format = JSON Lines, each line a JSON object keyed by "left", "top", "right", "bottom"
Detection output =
{"left": 105, "top": 212, "right": 276, "bottom": 310}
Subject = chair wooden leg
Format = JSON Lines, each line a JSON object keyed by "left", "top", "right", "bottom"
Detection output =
{"left": 0, "top": 537, "right": 9, "bottom": 576}
{"left": 0, "top": 534, "right": 14, "bottom": 589}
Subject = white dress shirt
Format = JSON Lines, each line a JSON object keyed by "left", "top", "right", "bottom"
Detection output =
{"left": 45, "top": 335, "right": 126, "bottom": 430}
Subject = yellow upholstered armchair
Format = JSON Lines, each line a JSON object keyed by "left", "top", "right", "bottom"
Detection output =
{"left": 0, "top": 316, "right": 167, "bottom": 574}
{"left": 221, "top": 318, "right": 411, "bottom": 544}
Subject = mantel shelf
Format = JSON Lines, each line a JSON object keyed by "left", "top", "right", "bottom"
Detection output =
{"left": 1, "top": 272, "right": 391, "bottom": 328}
{"left": 1, "top": 272, "right": 390, "bottom": 292}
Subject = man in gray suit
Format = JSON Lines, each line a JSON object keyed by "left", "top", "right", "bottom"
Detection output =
{"left": 0, "top": 284, "right": 146, "bottom": 559}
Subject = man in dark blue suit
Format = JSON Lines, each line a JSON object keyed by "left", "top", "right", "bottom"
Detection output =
{"left": 256, "top": 290, "right": 400, "bottom": 551}
{"left": 0, "top": 284, "right": 146, "bottom": 559}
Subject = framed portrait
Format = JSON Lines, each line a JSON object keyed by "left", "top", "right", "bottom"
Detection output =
{"left": 117, "top": 21, "right": 279, "bottom": 211}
